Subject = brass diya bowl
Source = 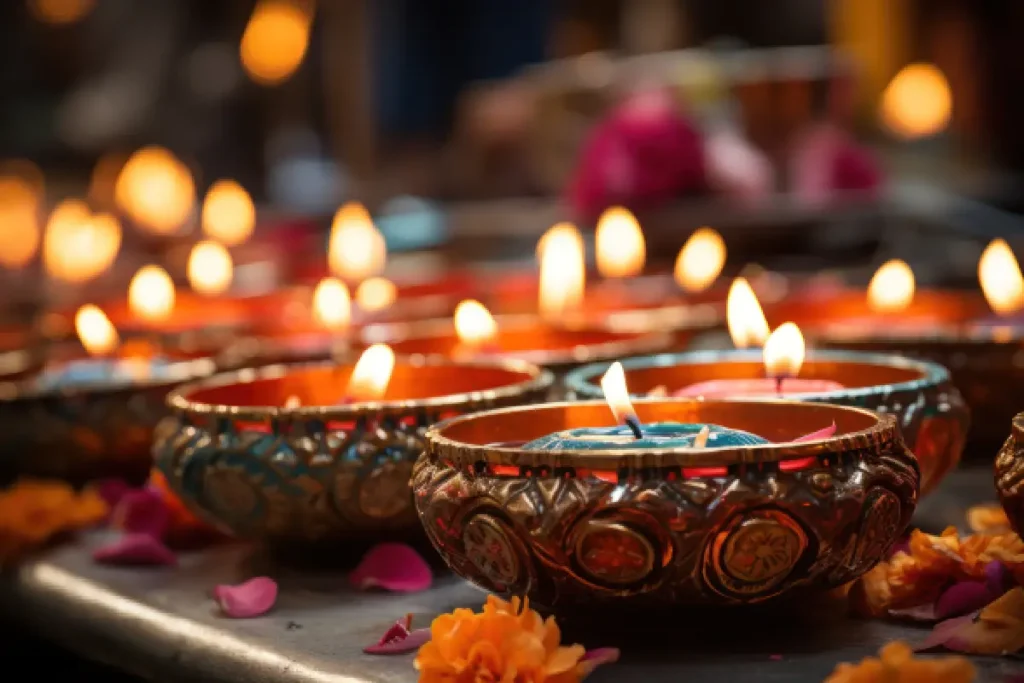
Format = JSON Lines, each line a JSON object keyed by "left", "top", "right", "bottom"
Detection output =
{"left": 563, "top": 350, "right": 967, "bottom": 496}
{"left": 361, "top": 314, "right": 674, "bottom": 375}
{"left": 154, "top": 357, "right": 554, "bottom": 546}
{"left": 0, "top": 351, "right": 216, "bottom": 484}
{"left": 414, "top": 399, "right": 918, "bottom": 609}
{"left": 995, "top": 413, "right": 1024, "bottom": 533}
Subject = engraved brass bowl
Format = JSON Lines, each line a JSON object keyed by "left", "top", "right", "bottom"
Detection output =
{"left": 995, "top": 412, "right": 1024, "bottom": 533}
{"left": 415, "top": 399, "right": 918, "bottom": 609}
{"left": 154, "top": 357, "right": 554, "bottom": 546}
{"left": 563, "top": 350, "right": 968, "bottom": 496}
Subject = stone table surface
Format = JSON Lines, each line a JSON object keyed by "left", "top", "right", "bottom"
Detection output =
{"left": 1, "top": 465, "right": 1023, "bottom": 683}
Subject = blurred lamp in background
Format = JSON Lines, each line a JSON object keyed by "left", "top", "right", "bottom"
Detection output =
{"left": 0, "top": 174, "right": 41, "bottom": 269}
{"left": 187, "top": 241, "right": 234, "bottom": 297}
{"left": 867, "top": 259, "right": 915, "bottom": 313}
{"left": 674, "top": 227, "right": 726, "bottom": 293}
{"left": 595, "top": 207, "right": 645, "bottom": 279}
{"left": 240, "top": 0, "right": 313, "bottom": 86}
{"left": 27, "top": 0, "right": 95, "bottom": 25}
{"left": 978, "top": 239, "right": 1024, "bottom": 315}
{"left": 354, "top": 277, "right": 396, "bottom": 313}
{"left": 202, "top": 180, "right": 255, "bottom": 246}
{"left": 128, "top": 265, "right": 175, "bottom": 324}
{"left": 537, "top": 222, "right": 585, "bottom": 320}
{"left": 328, "top": 202, "right": 386, "bottom": 283}
{"left": 879, "top": 63, "right": 953, "bottom": 140}
{"left": 115, "top": 147, "right": 195, "bottom": 236}
{"left": 43, "top": 200, "right": 121, "bottom": 283}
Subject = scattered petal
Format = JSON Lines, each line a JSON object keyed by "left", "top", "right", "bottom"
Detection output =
{"left": 791, "top": 422, "right": 837, "bottom": 443}
{"left": 92, "top": 533, "right": 177, "bottom": 566}
{"left": 111, "top": 487, "right": 170, "bottom": 539}
{"left": 935, "top": 581, "right": 996, "bottom": 620}
{"left": 94, "top": 479, "right": 131, "bottom": 509}
{"left": 214, "top": 577, "right": 278, "bottom": 618}
{"left": 969, "top": 503, "right": 1013, "bottom": 535}
{"left": 769, "top": 654, "right": 783, "bottom": 661}
{"left": 364, "top": 616, "right": 432, "bottom": 655}
{"left": 350, "top": 543, "right": 432, "bottom": 593}
{"left": 576, "top": 647, "right": 621, "bottom": 679}
{"left": 829, "top": 641, "right": 974, "bottom": 683}
{"left": 918, "top": 588, "right": 1024, "bottom": 655}
{"left": 987, "top": 561, "right": 1015, "bottom": 595}
{"left": 888, "top": 603, "right": 938, "bottom": 622}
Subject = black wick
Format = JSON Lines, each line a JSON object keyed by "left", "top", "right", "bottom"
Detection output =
{"left": 775, "top": 375, "right": 784, "bottom": 397}
{"left": 624, "top": 415, "right": 643, "bottom": 440}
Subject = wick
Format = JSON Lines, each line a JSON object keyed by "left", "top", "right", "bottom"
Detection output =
{"left": 693, "top": 425, "right": 711, "bottom": 448}
{"left": 774, "top": 375, "right": 785, "bottom": 397}
{"left": 624, "top": 415, "right": 643, "bottom": 440}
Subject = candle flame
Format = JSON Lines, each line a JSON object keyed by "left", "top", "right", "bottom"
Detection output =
{"left": 601, "top": 361, "right": 637, "bottom": 426}
{"left": 354, "top": 277, "right": 397, "bottom": 313}
{"left": 75, "top": 304, "right": 119, "bottom": 356}
{"left": 538, "top": 222, "right": 585, "bottom": 319}
{"left": 978, "top": 238, "right": 1024, "bottom": 316}
{"left": 128, "top": 265, "right": 176, "bottom": 324}
{"left": 312, "top": 277, "right": 351, "bottom": 331}
{"left": 115, "top": 146, "right": 195, "bottom": 235}
{"left": 43, "top": 201, "right": 122, "bottom": 282}
{"left": 867, "top": 259, "right": 915, "bottom": 313}
{"left": 454, "top": 299, "right": 498, "bottom": 348}
{"left": 240, "top": 0, "right": 312, "bottom": 86}
{"left": 187, "top": 240, "right": 233, "bottom": 296}
{"left": 595, "top": 206, "right": 645, "bottom": 279}
{"left": 726, "top": 277, "right": 770, "bottom": 348}
{"left": 0, "top": 175, "right": 40, "bottom": 268}
{"left": 675, "top": 227, "right": 726, "bottom": 293}
{"left": 202, "top": 179, "right": 255, "bottom": 246}
{"left": 328, "top": 202, "right": 386, "bottom": 282}
{"left": 763, "top": 322, "right": 805, "bottom": 379}
{"left": 880, "top": 63, "right": 952, "bottom": 140}
{"left": 346, "top": 343, "right": 395, "bottom": 401}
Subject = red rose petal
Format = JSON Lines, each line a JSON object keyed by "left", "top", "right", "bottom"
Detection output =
{"left": 111, "top": 487, "right": 170, "bottom": 539}
{"left": 577, "top": 647, "right": 621, "bottom": 679}
{"left": 363, "top": 616, "right": 431, "bottom": 655}
{"left": 791, "top": 422, "right": 837, "bottom": 443}
{"left": 350, "top": 543, "right": 432, "bottom": 593}
{"left": 214, "top": 577, "right": 278, "bottom": 618}
{"left": 93, "top": 533, "right": 177, "bottom": 566}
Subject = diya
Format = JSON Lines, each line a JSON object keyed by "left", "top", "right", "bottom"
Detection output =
{"left": 153, "top": 348, "right": 553, "bottom": 547}
{"left": 995, "top": 412, "right": 1024, "bottom": 534}
{"left": 0, "top": 305, "right": 215, "bottom": 483}
{"left": 414, "top": 385, "right": 918, "bottom": 609}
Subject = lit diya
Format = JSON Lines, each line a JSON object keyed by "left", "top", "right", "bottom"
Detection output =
{"left": 415, "top": 362, "right": 918, "bottom": 609}
{"left": 0, "top": 302, "right": 214, "bottom": 484}
{"left": 563, "top": 280, "right": 968, "bottom": 495}
{"left": 154, "top": 344, "right": 554, "bottom": 547}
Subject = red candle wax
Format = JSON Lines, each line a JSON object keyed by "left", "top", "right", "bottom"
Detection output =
{"left": 673, "top": 377, "right": 845, "bottom": 399}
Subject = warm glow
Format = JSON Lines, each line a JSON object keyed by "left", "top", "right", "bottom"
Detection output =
{"left": 75, "top": 304, "right": 119, "bottom": 356}
{"left": 202, "top": 179, "right": 255, "bottom": 246}
{"left": 187, "top": 240, "right": 233, "bottom": 296}
{"left": 28, "top": 0, "right": 95, "bottom": 24}
{"left": 675, "top": 227, "right": 726, "bottom": 293}
{"left": 355, "top": 277, "right": 397, "bottom": 313}
{"left": 128, "top": 265, "right": 176, "bottom": 324}
{"left": 726, "top": 277, "right": 770, "bottom": 348}
{"left": 763, "top": 322, "right": 805, "bottom": 379}
{"left": 115, "top": 146, "right": 195, "bottom": 235}
{"left": 454, "top": 299, "right": 498, "bottom": 348}
{"left": 312, "top": 277, "right": 351, "bottom": 331}
{"left": 538, "top": 222, "right": 585, "bottom": 319}
{"left": 867, "top": 259, "right": 915, "bottom": 313}
{"left": 43, "top": 201, "right": 122, "bottom": 282}
{"left": 328, "top": 202, "right": 386, "bottom": 282}
{"left": 595, "top": 206, "right": 645, "bottom": 279}
{"left": 978, "top": 239, "right": 1024, "bottom": 316}
{"left": 880, "top": 63, "right": 953, "bottom": 140}
{"left": 601, "top": 361, "right": 637, "bottom": 426}
{"left": 88, "top": 152, "right": 127, "bottom": 210}
{"left": 240, "top": 0, "right": 312, "bottom": 86}
{"left": 0, "top": 175, "right": 40, "bottom": 268}
{"left": 345, "top": 343, "right": 395, "bottom": 401}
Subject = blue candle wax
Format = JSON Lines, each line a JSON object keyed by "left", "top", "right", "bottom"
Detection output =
{"left": 522, "top": 422, "right": 769, "bottom": 451}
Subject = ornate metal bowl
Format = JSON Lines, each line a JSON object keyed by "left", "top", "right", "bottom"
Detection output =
{"left": 415, "top": 399, "right": 918, "bottom": 609}
{"left": 0, "top": 352, "right": 216, "bottom": 484}
{"left": 154, "top": 357, "right": 554, "bottom": 546}
{"left": 996, "top": 412, "right": 1024, "bottom": 533}
{"left": 563, "top": 350, "right": 967, "bottom": 496}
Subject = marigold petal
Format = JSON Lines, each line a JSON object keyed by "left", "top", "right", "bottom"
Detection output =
{"left": 545, "top": 644, "right": 586, "bottom": 676}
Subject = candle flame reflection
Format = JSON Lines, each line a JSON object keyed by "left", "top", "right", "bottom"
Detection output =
{"left": 675, "top": 227, "right": 726, "bottom": 293}
{"left": 128, "top": 265, "right": 176, "bottom": 324}
{"left": 453, "top": 299, "right": 498, "bottom": 349}
{"left": 355, "top": 277, "right": 397, "bottom": 313}
{"left": 538, "top": 222, "right": 585, "bottom": 319}
{"left": 328, "top": 202, "right": 386, "bottom": 282}
{"left": 726, "top": 277, "right": 770, "bottom": 348}
{"left": 345, "top": 343, "right": 395, "bottom": 401}
{"left": 312, "top": 277, "right": 351, "bottom": 331}
{"left": 978, "top": 238, "right": 1024, "bottom": 316}
{"left": 187, "top": 240, "right": 234, "bottom": 296}
{"left": 202, "top": 179, "right": 255, "bottom": 246}
{"left": 601, "top": 361, "right": 638, "bottom": 426}
{"left": 867, "top": 259, "right": 915, "bottom": 313}
{"left": 595, "top": 207, "right": 645, "bottom": 279}
{"left": 763, "top": 322, "right": 805, "bottom": 379}
{"left": 75, "top": 304, "right": 119, "bottom": 356}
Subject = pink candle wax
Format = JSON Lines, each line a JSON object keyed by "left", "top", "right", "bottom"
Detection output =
{"left": 673, "top": 377, "right": 845, "bottom": 399}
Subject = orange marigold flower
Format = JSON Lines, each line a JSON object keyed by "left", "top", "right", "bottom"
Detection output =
{"left": 966, "top": 503, "right": 1011, "bottom": 535}
{"left": 825, "top": 641, "right": 975, "bottom": 682}
{"left": 414, "top": 596, "right": 606, "bottom": 683}
{"left": 0, "top": 479, "right": 108, "bottom": 564}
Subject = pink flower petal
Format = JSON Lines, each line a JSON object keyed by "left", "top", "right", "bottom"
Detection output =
{"left": 936, "top": 581, "right": 998, "bottom": 620}
{"left": 791, "top": 422, "right": 837, "bottom": 443}
{"left": 111, "top": 487, "right": 170, "bottom": 539}
{"left": 214, "top": 577, "right": 278, "bottom": 618}
{"left": 363, "top": 616, "right": 432, "bottom": 655}
{"left": 95, "top": 479, "right": 131, "bottom": 509}
{"left": 915, "top": 613, "right": 976, "bottom": 652}
{"left": 577, "top": 647, "right": 621, "bottom": 679}
{"left": 889, "top": 603, "right": 938, "bottom": 622}
{"left": 350, "top": 543, "right": 432, "bottom": 593}
{"left": 93, "top": 533, "right": 177, "bottom": 566}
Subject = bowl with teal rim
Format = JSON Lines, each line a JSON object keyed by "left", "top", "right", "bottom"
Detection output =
{"left": 563, "top": 349, "right": 968, "bottom": 496}
{"left": 414, "top": 398, "right": 918, "bottom": 609}
{"left": 153, "top": 356, "right": 554, "bottom": 548}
